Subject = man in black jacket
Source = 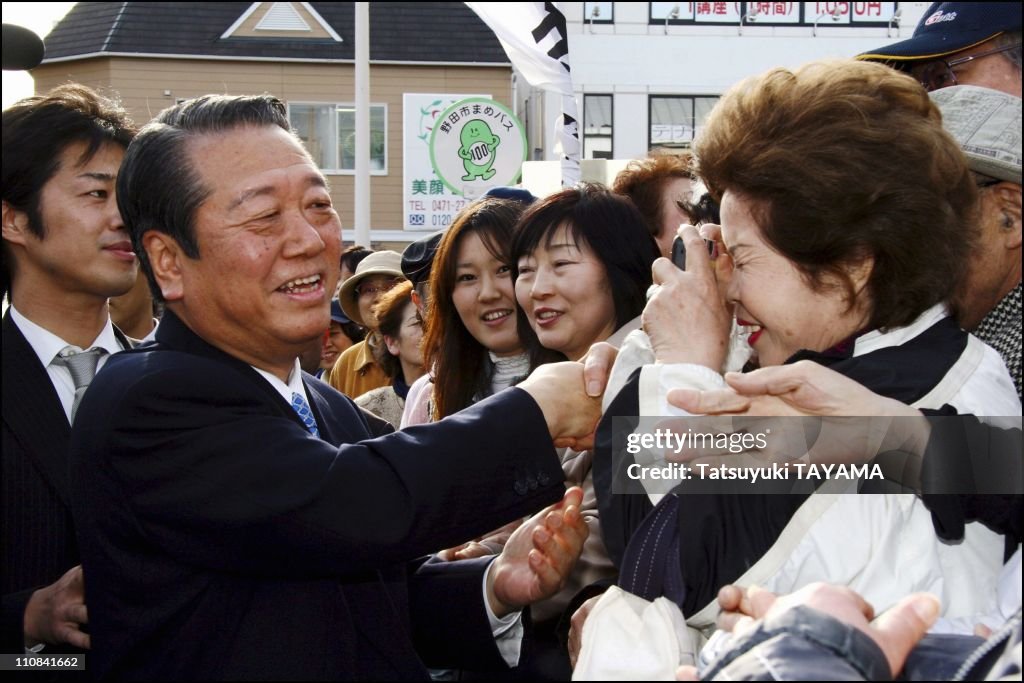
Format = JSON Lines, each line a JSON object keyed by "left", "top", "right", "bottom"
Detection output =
{"left": 2, "top": 83, "right": 137, "bottom": 655}
{"left": 69, "top": 93, "right": 603, "bottom": 680}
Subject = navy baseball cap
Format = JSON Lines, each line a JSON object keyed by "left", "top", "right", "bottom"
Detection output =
{"left": 329, "top": 299, "right": 351, "bottom": 324}
{"left": 858, "top": 3, "right": 1021, "bottom": 66}
{"left": 483, "top": 186, "right": 537, "bottom": 205}
{"left": 401, "top": 231, "right": 444, "bottom": 287}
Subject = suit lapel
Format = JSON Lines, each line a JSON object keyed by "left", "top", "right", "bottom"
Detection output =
{"left": 154, "top": 310, "right": 311, "bottom": 432}
{"left": 304, "top": 377, "right": 384, "bottom": 444}
{"left": 2, "top": 312, "right": 74, "bottom": 507}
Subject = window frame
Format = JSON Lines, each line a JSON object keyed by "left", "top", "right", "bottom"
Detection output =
{"left": 584, "top": 1, "right": 615, "bottom": 24}
{"left": 287, "top": 100, "right": 389, "bottom": 175}
{"left": 583, "top": 93, "right": 615, "bottom": 160}
{"left": 647, "top": 94, "right": 720, "bottom": 150}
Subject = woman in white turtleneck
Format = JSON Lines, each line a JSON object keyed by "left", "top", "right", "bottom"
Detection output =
{"left": 406, "top": 197, "right": 532, "bottom": 427}
{"left": 436, "top": 187, "right": 659, "bottom": 678}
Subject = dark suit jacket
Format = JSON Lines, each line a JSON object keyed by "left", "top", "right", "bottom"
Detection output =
{"left": 1, "top": 311, "right": 131, "bottom": 652}
{"left": 69, "top": 310, "right": 565, "bottom": 680}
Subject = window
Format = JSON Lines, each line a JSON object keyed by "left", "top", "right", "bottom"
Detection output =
{"left": 583, "top": 94, "right": 613, "bottom": 160}
{"left": 584, "top": 2, "right": 614, "bottom": 23}
{"left": 648, "top": 95, "right": 718, "bottom": 148}
{"left": 288, "top": 102, "right": 387, "bottom": 173}
{"left": 650, "top": 2, "right": 693, "bottom": 23}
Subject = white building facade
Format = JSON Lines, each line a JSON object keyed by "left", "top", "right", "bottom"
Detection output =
{"left": 516, "top": 1, "right": 932, "bottom": 165}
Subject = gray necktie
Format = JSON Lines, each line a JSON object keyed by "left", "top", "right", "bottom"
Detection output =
{"left": 56, "top": 347, "right": 106, "bottom": 423}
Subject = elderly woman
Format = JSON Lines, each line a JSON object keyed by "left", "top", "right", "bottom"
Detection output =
{"left": 612, "top": 152, "right": 719, "bottom": 259}
{"left": 611, "top": 152, "right": 697, "bottom": 259}
{"left": 354, "top": 281, "right": 423, "bottom": 427}
{"left": 589, "top": 59, "right": 1020, "bottom": 656}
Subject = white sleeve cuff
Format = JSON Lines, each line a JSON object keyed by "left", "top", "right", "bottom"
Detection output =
{"left": 482, "top": 559, "right": 525, "bottom": 667}
{"left": 639, "top": 363, "right": 728, "bottom": 416}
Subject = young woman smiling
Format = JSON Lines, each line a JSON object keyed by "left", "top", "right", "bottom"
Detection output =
{"left": 409, "top": 197, "right": 531, "bottom": 424}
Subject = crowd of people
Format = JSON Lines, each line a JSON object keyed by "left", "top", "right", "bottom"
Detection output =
{"left": 2, "top": 2, "right": 1021, "bottom": 680}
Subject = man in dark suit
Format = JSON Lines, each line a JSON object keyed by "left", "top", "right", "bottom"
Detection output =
{"left": 68, "top": 94, "right": 604, "bottom": 680}
{"left": 2, "top": 84, "right": 138, "bottom": 654}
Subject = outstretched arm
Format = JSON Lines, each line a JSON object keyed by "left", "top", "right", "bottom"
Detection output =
{"left": 486, "top": 487, "right": 589, "bottom": 617}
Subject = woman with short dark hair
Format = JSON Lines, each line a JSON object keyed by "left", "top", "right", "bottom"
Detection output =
{"left": 490, "top": 184, "right": 659, "bottom": 675}
{"left": 511, "top": 183, "right": 658, "bottom": 364}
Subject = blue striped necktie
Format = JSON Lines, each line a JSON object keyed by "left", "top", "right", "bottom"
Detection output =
{"left": 290, "top": 392, "right": 320, "bottom": 438}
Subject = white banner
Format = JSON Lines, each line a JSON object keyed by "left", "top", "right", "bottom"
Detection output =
{"left": 466, "top": 1, "right": 580, "bottom": 187}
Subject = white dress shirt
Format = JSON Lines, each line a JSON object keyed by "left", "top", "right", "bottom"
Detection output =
{"left": 251, "top": 359, "right": 314, "bottom": 414}
{"left": 10, "top": 305, "right": 124, "bottom": 423}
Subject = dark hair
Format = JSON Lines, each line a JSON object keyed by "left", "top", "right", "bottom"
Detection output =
{"left": 510, "top": 184, "right": 658, "bottom": 364}
{"left": 341, "top": 244, "right": 373, "bottom": 274}
{"left": 695, "top": 60, "right": 978, "bottom": 331}
{"left": 338, "top": 320, "right": 366, "bottom": 345}
{"left": 116, "top": 94, "right": 295, "bottom": 303}
{"left": 372, "top": 280, "right": 415, "bottom": 380}
{"left": 612, "top": 152, "right": 695, "bottom": 243}
{"left": 688, "top": 192, "right": 721, "bottom": 225}
{"left": 2, "top": 83, "right": 137, "bottom": 300}
{"left": 422, "top": 198, "right": 527, "bottom": 419}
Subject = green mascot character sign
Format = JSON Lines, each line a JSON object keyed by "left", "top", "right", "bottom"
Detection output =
{"left": 429, "top": 97, "right": 526, "bottom": 196}
{"left": 458, "top": 119, "right": 500, "bottom": 181}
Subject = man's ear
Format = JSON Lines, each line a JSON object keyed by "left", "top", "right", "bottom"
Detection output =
{"left": 142, "top": 232, "right": 187, "bottom": 302}
{"left": 1, "top": 200, "right": 34, "bottom": 246}
{"left": 992, "top": 182, "right": 1022, "bottom": 250}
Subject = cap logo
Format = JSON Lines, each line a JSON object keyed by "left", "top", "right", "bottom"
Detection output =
{"left": 924, "top": 10, "right": 957, "bottom": 26}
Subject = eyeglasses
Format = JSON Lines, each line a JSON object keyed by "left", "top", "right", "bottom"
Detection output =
{"left": 356, "top": 278, "right": 400, "bottom": 298}
{"left": 915, "top": 42, "right": 1022, "bottom": 92}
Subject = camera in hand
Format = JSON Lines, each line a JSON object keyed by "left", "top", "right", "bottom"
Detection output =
{"left": 671, "top": 234, "right": 715, "bottom": 271}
